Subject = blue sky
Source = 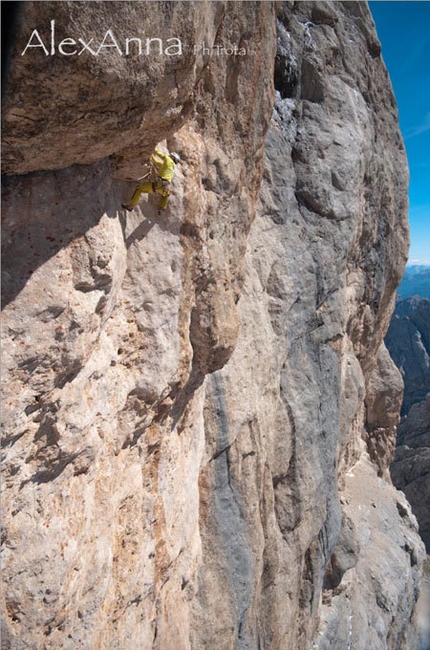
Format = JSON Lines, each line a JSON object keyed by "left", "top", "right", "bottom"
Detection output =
{"left": 369, "top": 1, "right": 430, "bottom": 265}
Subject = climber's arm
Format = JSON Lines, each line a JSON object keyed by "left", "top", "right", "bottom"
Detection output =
{"left": 151, "top": 149, "right": 167, "bottom": 170}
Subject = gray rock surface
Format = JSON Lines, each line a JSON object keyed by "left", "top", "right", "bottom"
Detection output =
{"left": 391, "top": 395, "right": 430, "bottom": 551}
{"left": 386, "top": 297, "right": 430, "bottom": 553}
{"left": 365, "top": 342, "right": 404, "bottom": 478}
{"left": 386, "top": 297, "right": 430, "bottom": 415}
{"left": 1, "top": 2, "right": 425, "bottom": 649}
{"left": 417, "top": 556, "right": 430, "bottom": 650}
{"left": 2, "top": 3, "right": 276, "bottom": 648}
{"left": 190, "top": 5, "right": 423, "bottom": 647}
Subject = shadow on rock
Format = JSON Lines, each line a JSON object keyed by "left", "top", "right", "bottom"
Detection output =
{"left": 1, "top": 159, "right": 121, "bottom": 308}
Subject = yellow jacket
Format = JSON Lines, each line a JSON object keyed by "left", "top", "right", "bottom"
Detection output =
{"left": 151, "top": 150, "right": 176, "bottom": 183}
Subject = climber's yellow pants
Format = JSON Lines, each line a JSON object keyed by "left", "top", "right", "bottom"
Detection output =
{"left": 130, "top": 178, "right": 171, "bottom": 210}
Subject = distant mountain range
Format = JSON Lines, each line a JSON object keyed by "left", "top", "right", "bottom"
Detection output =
{"left": 398, "top": 264, "right": 430, "bottom": 300}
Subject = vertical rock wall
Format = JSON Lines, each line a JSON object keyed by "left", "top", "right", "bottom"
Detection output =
{"left": 2, "top": 2, "right": 276, "bottom": 648}
{"left": 387, "top": 297, "right": 430, "bottom": 552}
{"left": 191, "top": 2, "right": 424, "bottom": 649}
{"left": 1, "top": 2, "right": 425, "bottom": 650}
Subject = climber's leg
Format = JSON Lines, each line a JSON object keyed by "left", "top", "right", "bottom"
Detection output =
{"left": 122, "top": 182, "right": 155, "bottom": 211}
{"left": 156, "top": 179, "right": 171, "bottom": 211}
{"left": 159, "top": 191, "right": 170, "bottom": 210}
{"left": 129, "top": 182, "right": 154, "bottom": 206}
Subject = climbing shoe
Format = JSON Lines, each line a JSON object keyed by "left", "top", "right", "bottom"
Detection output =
{"left": 122, "top": 203, "right": 133, "bottom": 212}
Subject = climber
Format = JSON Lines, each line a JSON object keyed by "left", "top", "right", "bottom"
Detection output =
{"left": 122, "top": 149, "right": 180, "bottom": 213}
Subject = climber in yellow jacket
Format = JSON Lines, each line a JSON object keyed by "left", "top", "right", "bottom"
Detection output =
{"left": 122, "top": 150, "right": 180, "bottom": 213}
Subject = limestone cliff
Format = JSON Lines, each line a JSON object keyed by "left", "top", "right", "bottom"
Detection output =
{"left": 386, "top": 297, "right": 430, "bottom": 416}
{"left": 1, "top": 2, "right": 425, "bottom": 650}
{"left": 386, "top": 297, "right": 430, "bottom": 553}
{"left": 391, "top": 395, "right": 430, "bottom": 553}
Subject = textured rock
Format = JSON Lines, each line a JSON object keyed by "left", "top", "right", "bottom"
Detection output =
{"left": 3, "top": 1, "right": 214, "bottom": 175}
{"left": 2, "top": 2, "right": 276, "bottom": 648}
{"left": 364, "top": 342, "right": 404, "bottom": 477}
{"left": 417, "top": 557, "right": 430, "bottom": 650}
{"left": 386, "top": 297, "right": 430, "bottom": 552}
{"left": 192, "top": 2, "right": 422, "bottom": 648}
{"left": 386, "top": 297, "right": 430, "bottom": 415}
{"left": 318, "top": 456, "right": 422, "bottom": 650}
{"left": 1, "top": 2, "right": 425, "bottom": 650}
{"left": 391, "top": 395, "right": 430, "bottom": 551}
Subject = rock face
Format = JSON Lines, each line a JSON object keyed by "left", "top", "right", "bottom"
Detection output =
{"left": 391, "top": 395, "right": 430, "bottom": 551}
{"left": 386, "top": 297, "right": 430, "bottom": 552}
{"left": 1, "top": 2, "right": 425, "bottom": 650}
{"left": 386, "top": 297, "right": 430, "bottom": 416}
